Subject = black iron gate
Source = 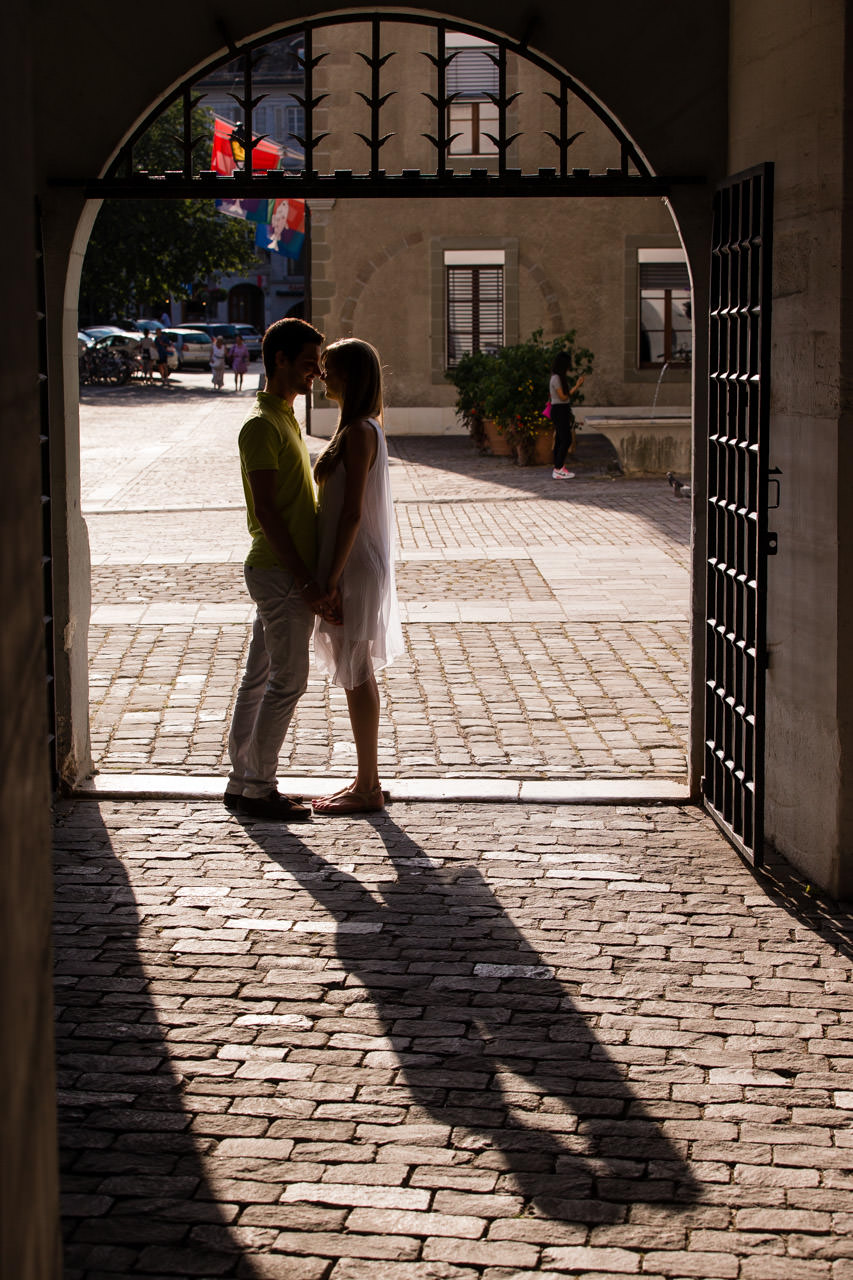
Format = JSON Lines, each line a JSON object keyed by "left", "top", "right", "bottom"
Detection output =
{"left": 703, "top": 163, "right": 775, "bottom": 865}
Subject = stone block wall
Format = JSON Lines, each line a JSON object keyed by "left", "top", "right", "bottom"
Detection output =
{"left": 0, "top": 5, "right": 61, "bottom": 1276}
{"left": 729, "top": 0, "right": 852, "bottom": 893}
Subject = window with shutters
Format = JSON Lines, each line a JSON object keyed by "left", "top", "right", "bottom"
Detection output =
{"left": 447, "top": 33, "right": 499, "bottom": 156}
{"left": 638, "top": 248, "right": 692, "bottom": 367}
{"left": 445, "top": 250, "right": 505, "bottom": 367}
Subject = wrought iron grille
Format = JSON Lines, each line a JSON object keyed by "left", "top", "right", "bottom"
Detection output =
{"left": 704, "top": 163, "right": 775, "bottom": 865}
{"left": 59, "top": 14, "right": 698, "bottom": 200}
{"left": 35, "top": 206, "right": 57, "bottom": 789}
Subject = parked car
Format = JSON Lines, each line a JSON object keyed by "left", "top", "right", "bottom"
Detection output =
{"left": 178, "top": 322, "right": 240, "bottom": 363}
{"left": 77, "top": 330, "right": 93, "bottom": 354}
{"left": 114, "top": 317, "right": 164, "bottom": 335}
{"left": 232, "top": 324, "right": 263, "bottom": 360}
{"left": 161, "top": 328, "right": 212, "bottom": 369}
{"left": 82, "top": 325, "right": 131, "bottom": 341}
{"left": 91, "top": 331, "right": 178, "bottom": 372}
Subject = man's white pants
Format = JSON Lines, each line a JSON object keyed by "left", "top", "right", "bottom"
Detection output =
{"left": 227, "top": 566, "right": 313, "bottom": 799}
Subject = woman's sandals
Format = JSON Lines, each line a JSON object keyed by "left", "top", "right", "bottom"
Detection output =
{"left": 312, "top": 784, "right": 386, "bottom": 815}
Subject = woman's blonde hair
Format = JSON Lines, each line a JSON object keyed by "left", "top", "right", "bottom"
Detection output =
{"left": 314, "top": 338, "right": 384, "bottom": 483}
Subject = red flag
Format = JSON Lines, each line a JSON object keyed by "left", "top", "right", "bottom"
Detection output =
{"left": 211, "top": 117, "right": 282, "bottom": 175}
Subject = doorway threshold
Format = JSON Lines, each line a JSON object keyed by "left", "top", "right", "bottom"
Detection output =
{"left": 73, "top": 772, "right": 691, "bottom": 806}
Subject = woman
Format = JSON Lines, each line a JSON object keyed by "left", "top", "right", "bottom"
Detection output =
{"left": 210, "top": 335, "right": 227, "bottom": 390}
{"left": 550, "top": 351, "right": 585, "bottom": 479}
{"left": 311, "top": 338, "right": 404, "bottom": 814}
{"left": 231, "top": 333, "right": 250, "bottom": 390}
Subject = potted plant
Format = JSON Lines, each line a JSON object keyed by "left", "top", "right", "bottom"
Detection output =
{"left": 485, "top": 330, "right": 595, "bottom": 465}
{"left": 447, "top": 330, "right": 594, "bottom": 465}
{"left": 444, "top": 348, "right": 495, "bottom": 452}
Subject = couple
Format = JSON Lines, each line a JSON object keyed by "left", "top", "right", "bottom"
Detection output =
{"left": 224, "top": 318, "right": 403, "bottom": 821}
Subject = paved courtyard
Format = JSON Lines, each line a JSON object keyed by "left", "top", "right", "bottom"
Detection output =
{"left": 81, "top": 380, "right": 690, "bottom": 785}
{"left": 59, "top": 385, "right": 853, "bottom": 1277}
{"left": 56, "top": 796, "right": 853, "bottom": 1279}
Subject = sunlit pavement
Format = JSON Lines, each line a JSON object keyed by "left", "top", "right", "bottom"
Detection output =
{"left": 56, "top": 797, "right": 853, "bottom": 1278}
{"left": 80, "top": 381, "right": 690, "bottom": 790}
{"left": 60, "top": 385, "right": 853, "bottom": 1277}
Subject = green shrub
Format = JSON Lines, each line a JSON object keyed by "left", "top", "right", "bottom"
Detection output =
{"left": 446, "top": 330, "right": 594, "bottom": 458}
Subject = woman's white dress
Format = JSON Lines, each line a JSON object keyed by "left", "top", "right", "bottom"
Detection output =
{"left": 313, "top": 418, "right": 404, "bottom": 689}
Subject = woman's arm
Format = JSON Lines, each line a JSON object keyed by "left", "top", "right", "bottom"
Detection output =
{"left": 325, "top": 419, "right": 379, "bottom": 593}
{"left": 569, "top": 373, "right": 586, "bottom": 397}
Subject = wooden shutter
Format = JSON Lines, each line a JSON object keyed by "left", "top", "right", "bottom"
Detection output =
{"left": 446, "top": 265, "right": 503, "bottom": 365}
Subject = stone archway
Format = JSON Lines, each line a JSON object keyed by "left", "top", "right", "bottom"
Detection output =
{"left": 44, "top": 6, "right": 720, "bottom": 790}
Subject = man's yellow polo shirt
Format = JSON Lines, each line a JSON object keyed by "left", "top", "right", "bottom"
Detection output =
{"left": 238, "top": 392, "right": 317, "bottom": 572}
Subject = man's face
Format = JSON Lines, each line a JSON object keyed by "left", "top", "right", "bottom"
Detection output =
{"left": 280, "top": 342, "right": 322, "bottom": 398}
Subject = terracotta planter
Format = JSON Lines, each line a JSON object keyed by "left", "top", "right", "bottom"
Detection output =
{"left": 482, "top": 417, "right": 514, "bottom": 457}
{"left": 515, "top": 427, "right": 555, "bottom": 466}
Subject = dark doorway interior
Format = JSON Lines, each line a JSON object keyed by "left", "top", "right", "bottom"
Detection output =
{"left": 228, "top": 282, "right": 265, "bottom": 328}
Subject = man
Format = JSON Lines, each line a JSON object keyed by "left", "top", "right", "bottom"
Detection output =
{"left": 224, "top": 317, "right": 329, "bottom": 820}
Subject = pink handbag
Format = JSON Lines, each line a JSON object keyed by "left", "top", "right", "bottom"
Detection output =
{"left": 542, "top": 401, "right": 552, "bottom": 420}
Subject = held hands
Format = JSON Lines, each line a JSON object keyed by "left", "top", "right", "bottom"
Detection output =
{"left": 301, "top": 579, "right": 343, "bottom": 625}
{"left": 320, "top": 584, "right": 343, "bottom": 626}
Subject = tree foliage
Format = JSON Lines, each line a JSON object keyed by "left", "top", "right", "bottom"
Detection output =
{"left": 79, "top": 105, "right": 258, "bottom": 322}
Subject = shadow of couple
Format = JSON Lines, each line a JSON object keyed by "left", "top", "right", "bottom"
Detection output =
{"left": 55, "top": 801, "right": 700, "bottom": 1279}
{"left": 234, "top": 808, "right": 699, "bottom": 1221}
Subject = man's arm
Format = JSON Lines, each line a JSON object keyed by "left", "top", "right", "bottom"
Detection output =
{"left": 248, "top": 469, "right": 329, "bottom": 614}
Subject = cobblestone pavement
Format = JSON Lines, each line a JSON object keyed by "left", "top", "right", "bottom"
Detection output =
{"left": 81, "top": 387, "right": 690, "bottom": 782}
{"left": 56, "top": 797, "right": 853, "bottom": 1279}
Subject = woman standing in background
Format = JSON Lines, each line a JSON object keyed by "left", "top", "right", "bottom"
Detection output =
{"left": 550, "top": 350, "right": 585, "bottom": 480}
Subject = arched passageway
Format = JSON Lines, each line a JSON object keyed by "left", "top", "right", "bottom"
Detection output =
{"left": 54, "top": 10, "right": 714, "bottom": 812}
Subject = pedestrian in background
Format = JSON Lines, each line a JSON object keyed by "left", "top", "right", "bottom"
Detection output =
{"left": 138, "top": 334, "right": 156, "bottom": 384}
{"left": 231, "top": 333, "right": 250, "bottom": 391}
{"left": 550, "top": 351, "right": 585, "bottom": 480}
{"left": 154, "top": 333, "right": 171, "bottom": 383}
{"left": 210, "top": 335, "right": 227, "bottom": 390}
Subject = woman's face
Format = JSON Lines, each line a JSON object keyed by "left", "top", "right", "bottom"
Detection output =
{"left": 321, "top": 356, "right": 344, "bottom": 402}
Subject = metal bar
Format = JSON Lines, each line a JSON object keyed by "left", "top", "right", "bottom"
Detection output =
{"left": 304, "top": 202, "right": 312, "bottom": 436}
{"left": 497, "top": 44, "right": 507, "bottom": 180}
{"left": 436, "top": 22, "right": 447, "bottom": 181}
{"left": 371, "top": 16, "right": 381, "bottom": 177}
{"left": 304, "top": 27, "right": 314, "bottom": 176}
{"left": 243, "top": 52, "right": 254, "bottom": 175}
{"left": 60, "top": 173, "right": 691, "bottom": 199}
{"left": 182, "top": 87, "right": 193, "bottom": 177}
{"left": 34, "top": 201, "right": 57, "bottom": 792}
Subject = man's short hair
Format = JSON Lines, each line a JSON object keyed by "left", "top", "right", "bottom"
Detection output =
{"left": 263, "top": 318, "right": 324, "bottom": 379}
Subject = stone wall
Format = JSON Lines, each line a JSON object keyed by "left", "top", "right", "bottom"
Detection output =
{"left": 729, "top": 0, "right": 852, "bottom": 893}
{"left": 309, "top": 195, "right": 686, "bottom": 418}
{"left": 0, "top": 4, "right": 61, "bottom": 1276}
{"left": 307, "top": 25, "right": 690, "bottom": 417}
